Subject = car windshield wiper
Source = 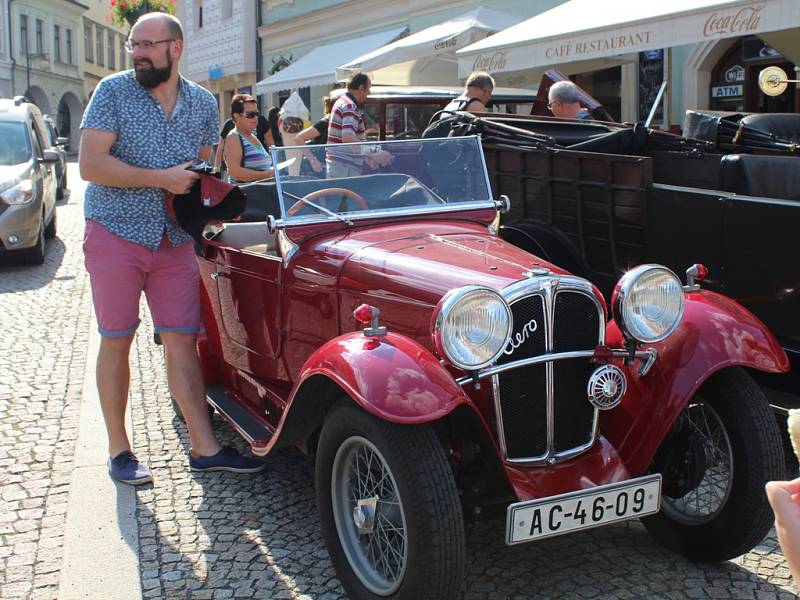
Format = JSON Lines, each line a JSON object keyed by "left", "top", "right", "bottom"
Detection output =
{"left": 282, "top": 191, "right": 354, "bottom": 226}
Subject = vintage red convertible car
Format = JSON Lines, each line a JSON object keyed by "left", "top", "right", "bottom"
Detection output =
{"left": 184, "top": 137, "right": 787, "bottom": 600}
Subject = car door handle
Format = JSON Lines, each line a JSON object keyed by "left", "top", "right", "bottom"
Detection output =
{"left": 210, "top": 271, "right": 221, "bottom": 280}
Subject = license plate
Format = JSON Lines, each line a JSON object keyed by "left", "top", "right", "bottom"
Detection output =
{"left": 506, "top": 474, "right": 662, "bottom": 545}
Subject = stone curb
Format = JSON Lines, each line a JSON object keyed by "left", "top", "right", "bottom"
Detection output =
{"left": 58, "top": 317, "right": 141, "bottom": 599}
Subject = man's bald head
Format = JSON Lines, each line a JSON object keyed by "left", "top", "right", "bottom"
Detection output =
{"left": 132, "top": 12, "right": 184, "bottom": 41}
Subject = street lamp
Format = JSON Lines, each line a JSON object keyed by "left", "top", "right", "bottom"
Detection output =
{"left": 24, "top": 52, "right": 48, "bottom": 98}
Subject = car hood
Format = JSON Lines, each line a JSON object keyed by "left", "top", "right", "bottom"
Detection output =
{"left": 0, "top": 163, "right": 32, "bottom": 191}
{"left": 328, "top": 221, "right": 568, "bottom": 306}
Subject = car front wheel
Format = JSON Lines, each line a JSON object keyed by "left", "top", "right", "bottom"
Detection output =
{"left": 316, "top": 402, "right": 465, "bottom": 600}
{"left": 643, "top": 367, "right": 783, "bottom": 562}
{"left": 23, "top": 219, "right": 46, "bottom": 265}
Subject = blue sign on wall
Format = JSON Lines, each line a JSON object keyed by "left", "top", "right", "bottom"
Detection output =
{"left": 208, "top": 65, "right": 223, "bottom": 81}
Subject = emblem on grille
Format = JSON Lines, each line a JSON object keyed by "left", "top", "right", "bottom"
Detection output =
{"left": 503, "top": 319, "right": 538, "bottom": 355}
{"left": 587, "top": 365, "right": 627, "bottom": 410}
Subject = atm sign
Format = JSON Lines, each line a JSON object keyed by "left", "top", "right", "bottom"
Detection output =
{"left": 712, "top": 85, "right": 744, "bottom": 98}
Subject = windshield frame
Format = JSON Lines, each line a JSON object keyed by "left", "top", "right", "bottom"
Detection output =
{"left": 268, "top": 135, "right": 494, "bottom": 228}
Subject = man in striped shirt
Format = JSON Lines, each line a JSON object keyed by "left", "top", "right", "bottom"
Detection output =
{"left": 326, "top": 71, "right": 391, "bottom": 178}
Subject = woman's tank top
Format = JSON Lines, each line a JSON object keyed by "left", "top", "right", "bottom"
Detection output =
{"left": 228, "top": 132, "right": 272, "bottom": 183}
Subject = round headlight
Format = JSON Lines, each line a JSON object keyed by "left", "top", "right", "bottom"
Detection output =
{"left": 433, "top": 286, "right": 512, "bottom": 370}
{"left": 613, "top": 265, "right": 684, "bottom": 343}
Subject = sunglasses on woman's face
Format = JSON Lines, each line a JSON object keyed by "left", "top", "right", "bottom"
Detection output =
{"left": 242, "top": 111, "right": 259, "bottom": 118}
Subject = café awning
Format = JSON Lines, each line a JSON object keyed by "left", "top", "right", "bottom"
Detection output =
{"left": 457, "top": 0, "right": 800, "bottom": 83}
{"left": 256, "top": 26, "right": 407, "bottom": 95}
{"left": 335, "top": 7, "right": 522, "bottom": 86}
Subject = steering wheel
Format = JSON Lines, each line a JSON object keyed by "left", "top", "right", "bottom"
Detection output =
{"left": 286, "top": 187, "right": 368, "bottom": 217}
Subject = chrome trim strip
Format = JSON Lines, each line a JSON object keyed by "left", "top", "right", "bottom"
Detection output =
{"left": 543, "top": 279, "right": 555, "bottom": 458}
{"left": 456, "top": 348, "right": 656, "bottom": 385}
{"left": 278, "top": 200, "right": 497, "bottom": 227}
{"left": 476, "top": 136, "right": 494, "bottom": 200}
{"left": 277, "top": 229, "right": 298, "bottom": 267}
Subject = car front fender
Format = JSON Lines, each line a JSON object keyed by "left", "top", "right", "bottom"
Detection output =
{"left": 602, "top": 289, "right": 789, "bottom": 475}
{"left": 293, "top": 331, "right": 469, "bottom": 424}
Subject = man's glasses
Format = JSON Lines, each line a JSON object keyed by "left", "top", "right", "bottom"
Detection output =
{"left": 243, "top": 111, "right": 260, "bottom": 118}
{"left": 124, "top": 38, "right": 176, "bottom": 53}
{"left": 547, "top": 101, "right": 559, "bottom": 110}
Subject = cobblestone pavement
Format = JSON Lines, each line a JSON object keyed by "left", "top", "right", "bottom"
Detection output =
{"left": 0, "top": 163, "right": 92, "bottom": 599}
{"left": 1, "top": 163, "right": 799, "bottom": 599}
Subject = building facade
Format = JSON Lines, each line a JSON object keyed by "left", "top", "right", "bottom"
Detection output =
{"left": 180, "top": 0, "right": 259, "bottom": 127}
{"left": 7, "top": 0, "right": 86, "bottom": 149}
{"left": 0, "top": 0, "right": 12, "bottom": 97}
{"left": 255, "top": 0, "right": 800, "bottom": 128}
{"left": 82, "top": 0, "right": 130, "bottom": 104}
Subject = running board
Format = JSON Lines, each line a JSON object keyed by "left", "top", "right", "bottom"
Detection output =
{"left": 206, "top": 383, "right": 273, "bottom": 448}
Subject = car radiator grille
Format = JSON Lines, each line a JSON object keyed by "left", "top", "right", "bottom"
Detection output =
{"left": 494, "top": 290, "right": 601, "bottom": 461}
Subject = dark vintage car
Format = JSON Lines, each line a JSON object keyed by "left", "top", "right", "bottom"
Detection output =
{"left": 187, "top": 137, "right": 787, "bottom": 600}
{"left": 328, "top": 85, "right": 538, "bottom": 141}
{"left": 424, "top": 111, "right": 800, "bottom": 413}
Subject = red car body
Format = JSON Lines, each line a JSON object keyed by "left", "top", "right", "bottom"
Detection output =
{"left": 186, "top": 137, "right": 787, "bottom": 599}
{"left": 196, "top": 210, "right": 787, "bottom": 500}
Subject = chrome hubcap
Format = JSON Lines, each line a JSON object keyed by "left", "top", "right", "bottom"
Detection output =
{"left": 331, "top": 436, "right": 408, "bottom": 596}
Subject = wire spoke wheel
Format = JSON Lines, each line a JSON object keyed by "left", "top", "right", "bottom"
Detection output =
{"left": 660, "top": 400, "right": 733, "bottom": 525}
{"left": 331, "top": 436, "right": 408, "bottom": 596}
{"left": 643, "top": 368, "right": 783, "bottom": 562}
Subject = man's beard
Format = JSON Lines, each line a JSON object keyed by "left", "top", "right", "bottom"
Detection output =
{"left": 134, "top": 52, "right": 172, "bottom": 89}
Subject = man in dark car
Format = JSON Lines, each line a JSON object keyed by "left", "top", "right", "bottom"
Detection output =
{"left": 548, "top": 80, "right": 593, "bottom": 120}
{"left": 443, "top": 70, "right": 495, "bottom": 114}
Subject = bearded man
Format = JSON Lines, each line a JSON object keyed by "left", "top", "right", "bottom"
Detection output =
{"left": 79, "top": 12, "right": 265, "bottom": 485}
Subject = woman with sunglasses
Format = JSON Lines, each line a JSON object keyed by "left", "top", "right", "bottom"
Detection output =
{"left": 224, "top": 94, "right": 274, "bottom": 183}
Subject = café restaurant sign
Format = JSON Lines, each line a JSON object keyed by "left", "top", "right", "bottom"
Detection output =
{"left": 458, "top": 0, "right": 798, "bottom": 79}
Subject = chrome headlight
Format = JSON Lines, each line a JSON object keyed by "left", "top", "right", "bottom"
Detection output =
{"left": 1, "top": 179, "right": 35, "bottom": 205}
{"left": 433, "top": 286, "right": 512, "bottom": 370}
{"left": 613, "top": 265, "right": 684, "bottom": 343}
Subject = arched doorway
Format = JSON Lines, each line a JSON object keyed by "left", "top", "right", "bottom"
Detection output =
{"left": 58, "top": 92, "right": 83, "bottom": 151}
{"left": 25, "top": 85, "right": 51, "bottom": 115}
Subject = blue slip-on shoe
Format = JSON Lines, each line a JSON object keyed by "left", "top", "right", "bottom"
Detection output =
{"left": 108, "top": 451, "right": 153, "bottom": 485}
{"left": 189, "top": 446, "right": 266, "bottom": 473}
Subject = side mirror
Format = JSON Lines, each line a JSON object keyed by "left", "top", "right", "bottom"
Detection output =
{"left": 41, "top": 149, "right": 60, "bottom": 163}
{"left": 56, "top": 136, "right": 69, "bottom": 147}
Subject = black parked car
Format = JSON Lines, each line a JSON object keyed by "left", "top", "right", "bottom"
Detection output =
{"left": 43, "top": 115, "right": 68, "bottom": 199}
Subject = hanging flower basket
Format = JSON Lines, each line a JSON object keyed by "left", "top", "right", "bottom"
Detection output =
{"left": 108, "top": 0, "right": 176, "bottom": 28}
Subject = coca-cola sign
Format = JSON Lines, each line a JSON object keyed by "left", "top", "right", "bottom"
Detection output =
{"left": 703, "top": 4, "right": 763, "bottom": 37}
{"left": 471, "top": 51, "right": 508, "bottom": 73}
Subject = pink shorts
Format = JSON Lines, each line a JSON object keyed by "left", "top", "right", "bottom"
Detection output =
{"left": 83, "top": 220, "right": 200, "bottom": 338}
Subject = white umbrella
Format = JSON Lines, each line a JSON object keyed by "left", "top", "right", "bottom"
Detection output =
{"left": 336, "top": 6, "right": 523, "bottom": 86}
